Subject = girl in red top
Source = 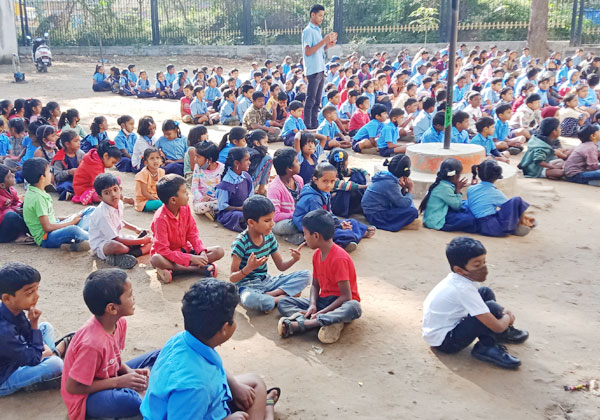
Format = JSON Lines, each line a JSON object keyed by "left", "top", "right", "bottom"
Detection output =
{"left": 72, "top": 141, "right": 121, "bottom": 205}
{"left": 180, "top": 85, "right": 194, "bottom": 124}
{"left": 348, "top": 95, "right": 371, "bottom": 137}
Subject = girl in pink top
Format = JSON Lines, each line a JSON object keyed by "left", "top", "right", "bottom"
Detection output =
{"left": 0, "top": 164, "right": 31, "bottom": 243}
{"left": 191, "top": 141, "right": 224, "bottom": 220}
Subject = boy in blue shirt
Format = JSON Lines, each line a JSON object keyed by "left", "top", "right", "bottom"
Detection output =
{"left": 351, "top": 104, "right": 388, "bottom": 153}
{"left": 191, "top": 87, "right": 218, "bottom": 125}
{"left": 481, "top": 78, "right": 502, "bottom": 114}
{"left": 0, "top": 119, "right": 11, "bottom": 157}
{"left": 0, "top": 263, "right": 67, "bottom": 396}
{"left": 413, "top": 97, "right": 436, "bottom": 142}
{"left": 421, "top": 111, "right": 446, "bottom": 143}
{"left": 470, "top": 117, "right": 510, "bottom": 163}
{"left": 229, "top": 195, "right": 311, "bottom": 312}
{"left": 451, "top": 111, "right": 470, "bottom": 144}
{"left": 126, "top": 64, "right": 138, "bottom": 84}
{"left": 339, "top": 90, "right": 359, "bottom": 120}
{"left": 377, "top": 108, "right": 410, "bottom": 156}
{"left": 317, "top": 106, "right": 352, "bottom": 150}
{"left": 219, "top": 89, "right": 240, "bottom": 126}
{"left": 205, "top": 77, "right": 222, "bottom": 110}
{"left": 165, "top": 64, "right": 176, "bottom": 86}
{"left": 493, "top": 104, "right": 525, "bottom": 155}
{"left": 140, "top": 278, "right": 281, "bottom": 420}
{"left": 236, "top": 84, "right": 254, "bottom": 122}
{"left": 282, "top": 100, "right": 306, "bottom": 146}
{"left": 453, "top": 75, "right": 467, "bottom": 103}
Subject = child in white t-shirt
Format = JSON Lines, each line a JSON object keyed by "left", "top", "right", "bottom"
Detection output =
{"left": 89, "top": 173, "right": 152, "bottom": 269}
{"left": 422, "top": 237, "right": 528, "bottom": 369}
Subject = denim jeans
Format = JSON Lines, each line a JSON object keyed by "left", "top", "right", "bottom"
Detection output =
{"left": 272, "top": 219, "right": 301, "bottom": 236}
{"left": 278, "top": 296, "right": 362, "bottom": 326}
{"left": 0, "top": 322, "right": 63, "bottom": 396}
{"left": 238, "top": 270, "right": 311, "bottom": 312}
{"left": 41, "top": 206, "right": 94, "bottom": 248}
{"left": 566, "top": 169, "right": 600, "bottom": 184}
{"left": 304, "top": 71, "right": 325, "bottom": 129}
{"left": 86, "top": 350, "right": 160, "bottom": 419}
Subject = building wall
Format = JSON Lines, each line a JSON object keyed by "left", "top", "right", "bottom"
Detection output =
{"left": 0, "top": 0, "right": 18, "bottom": 64}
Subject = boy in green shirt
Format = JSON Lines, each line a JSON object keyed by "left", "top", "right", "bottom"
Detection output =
{"left": 22, "top": 157, "right": 94, "bottom": 251}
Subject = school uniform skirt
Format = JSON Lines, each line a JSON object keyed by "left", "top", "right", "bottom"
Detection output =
{"left": 163, "top": 161, "right": 184, "bottom": 176}
{"left": 333, "top": 219, "right": 369, "bottom": 247}
{"left": 217, "top": 210, "right": 247, "bottom": 233}
{"left": 440, "top": 202, "right": 479, "bottom": 233}
{"left": 364, "top": 206, "right": 418, "bottom": 232}
{"left": 476, "top": 197, "right": 529, "bottom": 237}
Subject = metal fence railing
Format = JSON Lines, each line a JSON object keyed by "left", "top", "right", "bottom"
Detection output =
{"left": 12, "top": 0, "right": 599, "bottom": 47}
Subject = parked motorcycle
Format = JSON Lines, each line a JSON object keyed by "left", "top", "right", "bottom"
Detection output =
{"left": 26, "top": 33, "right": 52, "bottom": 73}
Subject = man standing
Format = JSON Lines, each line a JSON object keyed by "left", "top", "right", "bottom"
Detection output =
{"left": 302, "top": 4, "right": 337, "bottom": 130}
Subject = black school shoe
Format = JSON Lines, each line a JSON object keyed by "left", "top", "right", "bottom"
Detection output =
{"left": 495, "top": 326, "right": 529, "bottom": 344}
{"left": 21, "top": 375, "right": 62, "bottom": 393}
{"left": 471, "top": 341, "right": 521, "bottom": 369}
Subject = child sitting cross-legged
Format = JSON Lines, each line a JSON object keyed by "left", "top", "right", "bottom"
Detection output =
{"left": 140, "top": 278, "right": 281, "bottom": 420}
{"left": 150, "top": 174, "right": 224, "bottom": 283}
{"left": 518, "top": 118, "right": 565, "bottom": 180}
{"left": 23, "top": 158, "right": 94, "bottom": 251}
{"left": 89, "top": 173, "right": 152, "bottom": 270}
{"left": 191, "top": 141, "right": 224, "bottom": 221}
{"left": 377, "top": 107, "right": 411, "bottom": 156}
{"left": 563, "top": 124, "right": 600, "bottom": 185}
{"left": 229, "top": 195, "right": 311, "bottom": 313}
{"left": 135, "top": 147, "right": 165, "bottom": 212}
{"left": 0, "top": 165, "right": 30, "bottom": 244}
{"left": 316, "top": 106, "right": 352, "bottom": 150}
{"left": 0, "top": 263, "right": 69, "bottom": 396}
{"left": 246, "top": 129, "right": 274, "bottom": 196}
{"left": 51, "top": 131, "right": 84, "bottom": 201}
{"left": 469, "top": 117, "right": 510, "bottom": 163}
{"left": 215, "top": 147, "right": 254, "bottom": 232}
{"left": 61, "top": 268, "right": 161, "bottom": 420}
{"left": 422, "top": 237, "right": 529, "bottom": 369}
{"left": 351, "top": 104, "right": 388, "bottom": 153}
{"left": 278, "top": 209, "right": 362, "bottom": 344}
{"left": 73, "top": 141, "right": 121, "bottom": 206}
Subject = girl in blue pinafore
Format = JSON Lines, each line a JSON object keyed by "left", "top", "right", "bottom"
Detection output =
{"left": 294, "top": 131, "right": 324, "bottom": 185}
{"left": 215, "top": 147, "right": 254, "bottom": 232}
{"left": 420, "top": 158, "right": 479, "bottom": 233}
{"left": 467, "top": 160, "right": 535, "bottom": 237}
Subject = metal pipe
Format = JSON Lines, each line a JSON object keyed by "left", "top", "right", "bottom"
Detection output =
{"left": 570, "top": 0, "right": 579, "bottom": 46}
{"left": 443, "top": 0, "right": 459, "bottom": 150}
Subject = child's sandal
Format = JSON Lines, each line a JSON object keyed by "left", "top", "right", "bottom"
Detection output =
{"left": 266, "top": 387, "right": 281, "bottom": 406}
{"left": 205, "top": 263, "right": 218, "bottom": 278}
{"left": 277, "top": 313, "right": 306, "bottom": 338}
{"left": 53, "top": 332, "right": 75, "bottom": 358}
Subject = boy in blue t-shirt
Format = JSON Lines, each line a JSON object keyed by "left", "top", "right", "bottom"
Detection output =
{"left": 229, "top": 195, "right": 311, "bottom": 312}
{"left": 317, "top": 106, "right": 352, "bottom": 150}
{"left": 469, "top": 117, "right": 510, "bottom": 163}
{"left": 351, "top": 104, "right": 388, "bottom": 153}
{"left": 236, "top": 84, "right": 254, "bottom": 122}
{"left": 377, "top": 108, "right": 410, "bottom": 156}
{"left": 219, "top": 89, "right": 239, "bottom": 126}
{"left": 493, "top": 103, "right": 525, "bottom": 155}
{"left": 451, "top": 111, "right": 470, "bottom": 144}
{"left": 140, "top": 278, "right": 281, "bottom": 419}
{"left": 421, "top": 111, "right": 446, "bottom": 144}
{"left": 281, "top": 100, "right": 307, "bottom": 146}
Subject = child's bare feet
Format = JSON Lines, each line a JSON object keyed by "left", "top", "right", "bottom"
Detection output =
{"left": 156, "top": 268, "right": 173, "bottom": 284}
{"left": 363, "top": 226, "right": 376, "bottom": 239}
{"left": 122, "top": 196, "right": 135, "bottom": 206}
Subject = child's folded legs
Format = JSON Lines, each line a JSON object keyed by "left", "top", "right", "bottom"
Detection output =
{"left": 240, "top": 270, "right": 311, "bottom": 312}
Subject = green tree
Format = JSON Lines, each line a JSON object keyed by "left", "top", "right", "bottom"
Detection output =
{"left": 408, "top": 6, "right": 439, "bottom": 44}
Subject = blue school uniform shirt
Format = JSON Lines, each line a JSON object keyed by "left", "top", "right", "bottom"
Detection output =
{"left": 0, "top": 134, "right": 11, "bottom": 156}
{"left": 411, "top": 58, "right": 427, "bottom": 76}
{"left": 317, "top": 101, "right": 341, "bottom": 125}
{"left": 165, "top": 72, "right": 177, "bottom": 86}
{"left": 190, "top": 98, "right": 208, "bottom": 116}
{"left": 137, "top": 78, "right": 150, "bottom": 91}
{"left": 155, "top": 79, "right": 169, "bottom": 91}
{"left": 377, "top": 121, "right": 399, "bottom": 149}
{"left": 354, "top": 119, "right": 385, "bottom": 141}
{"left": 139, "top": 331, "right": 232, "bottom": 420}
{"left": 578, "top": 94, "right": 594, "bottom": 107}
{"left": 219, "top": 100, "right": 236, "bottom": 120}
{"left": 469, "top": 133, "right": 497, "bottom": 156}
{"left": 19, "top": 136, "right": 36, "bottom": 164}
{"left": 317, "top": 119, "right": 340, "bottom": 139}
{"left": 282, "top": 115, "right": 306, "bottom": 138}
{"left": 413, "top": 110, "right": 433, "bottom": 143}
{"left": 450, "top": 127, "right": 469, "bottom": 144}
{"left": 297, "top": 144, "right": 323, "bottom": 184}
{"left": 421, "top": 127, "right": 444, "bottom": 143}
{"left": 126, "top": 70, "right": 138, "bottom": 83}
{"left": 494, "top": 118, "right": 509, "bottom": 142}
{"left": 482, "top": 87, "right": 500, "bottom": 105}
{"left": 519, "top": 55, "right": 531, "bottom": 68}
{"left": 93, "top": 72, "right": 106, "bottom": 83}
{"left": 364, "top": 92, "right": 376, "bottom": 112}
{"left": 205, "top": 87, "right": 222, "bottom": 102}
{"left": 535, "top": 87, "right": 549, "bottom": 107}
{"left": 217, "top": 143, "right": 233, "bottom": 164}
{"left": 237, "top": 96, "right": 252, "bottom": 121}
{"left": 409, "top": 73, "right": 424, "bottom": 86}
{"left": 467, "top": 181, "right": 508, "bottom": 218}
{"left": 114, "top": 130, "right": 137, "bottom": 154}
{"left": 154, "top": 135, "right": 188, "bottom": 160}
{"left": 340, "top": 101, "right": 357, "bottom": 119}
{"left": 82, "top": 131, "right": 108, "bottom": 151}
{"left": 216, "top": 169, "right": 254, "bottom": 211}
{"left": 302, "top": 22, "right": 326, "bottom": 76}
{"left": 453, "top": 85, "right": 466, "bottom": 103}
{"left": 585, "top": 87, "right": 598, "bottom": 106}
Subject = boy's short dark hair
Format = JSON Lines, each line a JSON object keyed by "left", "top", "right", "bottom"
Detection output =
{"left": 252, "top": 91, "right": 265, "bottom": 101}
{"left": 83, "top": 268, "right": 128, "bottom": 316}
{"left": 309, "top": 4, "right": 325, "bottom": 16}
{"left": 432, "top": 111, "right": 446, "bottom": 127}
{"left": 241, "top": 84, "right": 254, "bottom": 95}
{"left": 0, "top": 263, "right": 41, "bottom": 296}
{"left": 389, "top": 107, "right": 404, "bottom": 119}
{"left": 526, "top": 93, "right": 541, "bottom": 104}
{"left": 289, "top": 100, "right": 304, "bottom": 112}
{"left": 577, "top": 124, "right": 599, "bottom": 142}
{"left": 422, "top": 97, "right": 437, "bottom": 111}
{"left": 495, "top": 103, "right": 512, "bottom": 116}
{"left": 302, "top": 209, "right": 335, "bottom": 240}
{"left": 490, "top": 77, "right": 502, "bottom": 85}
{"left": 327, "top": 90, "right": 339, "bottom": 100}
{"left": 356, "top": 95, "right": 369, "bottom": 107}
{"left": 446, "top": 236, "right": 487, "bottom": 271}
{"left": 404, "top": 98, "right": 418, "bottom": 108}
{"left": 452, "top": 111, "right": 469, "bottom": 126}
{"left": 157, "top": 174, "right": 186, "bottom": 204}
{"left": 243, "top": 195, "right": 275, "bottom": 222}
{"left": 193, "top": 86, "right": 205, "bottom": 96}
{"left": 370, "top": 104, "right": 388, "bottom": 120}
{"left": 273, "top": 147, "right": 298, "bottom": 176}
{"left": 22, "top": 157, "right": 49, "bottom": 185}
{"left": 322, "top": 105, "right": 337, "bottom": 117}
{"left": 348, "top": 89, "right": 360, "bottom": 98}
{"left": 182, "top": 278, "right": 239, "bottom": 341}
{"left": 93, "top": 173, "right": 119, "bottom": 196}
{"left": 475, "top": 116, "right": 495, "bottom": 133}
{"left": 277, "top": 92, "right": 288, "bottom": 101}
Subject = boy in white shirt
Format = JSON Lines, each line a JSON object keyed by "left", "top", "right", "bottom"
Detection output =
{"left": 89, "top": 173, "right": 152, "bottom": 269}
{"left": 422, "top": 237, "right": 528, "bottom": 369}
{"left": 463, "top": 91, "right": 483, "bottom": 134}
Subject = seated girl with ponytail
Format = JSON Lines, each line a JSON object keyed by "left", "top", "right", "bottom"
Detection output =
{"left": 81, "top": 116, "right": 109, "bottom": 153}
{"left": 420, "top": 158, "right": 478, "bottom": 233}
{"left": 58, "top": 108, "right": 86, "bottom": 139}
{"left": 72, "top": 140, "right": 121, "bottom": 205}
{"left": 246, "top": 129, "right": 273, "bottom": 196}
{"left": 215, "top": 147, "right": 254, "bottom": 232}
{"left": 51, "top": 130, "right": 84, "bottom": 201}
{"left": 328, "top": 148, "right": 369, "bottom": 218}
{"left": 467, "top": 160, "right": 535, "bottom": 237}
{"left": 361, "top": 154, "right": 420, "bottom": 232}
{"left": 217, "top": 126, "right": 247, "bottom": 164}
{"left": 154, "top": 119, "right": 188, "bottom": 176}
{"left": 114, "top": 115, "right": 138, "bottom": 173}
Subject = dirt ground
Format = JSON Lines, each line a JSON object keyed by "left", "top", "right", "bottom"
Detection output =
{"left": 0, "top": 55, "right": 599, "bottom": 420}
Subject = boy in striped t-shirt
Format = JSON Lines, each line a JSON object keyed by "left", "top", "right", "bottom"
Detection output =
{"left": 229, "top": 195, "right": 311, "bottom": 312}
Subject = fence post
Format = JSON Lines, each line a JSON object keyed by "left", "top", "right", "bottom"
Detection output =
{"left": 439, "top": 0, "right": 450, "bottom": 43}
{"left": 334, "top": 0, "right": 345, "bottom": 44}
{"left": 575, "top": 0, "right": 584, "bottom": 45}
{"left": 569, "top": 0, "right": 578, "bottom": 46}
{"left": 150, "top": 0, "right": 159, "bottom": 45}
{"left": 242, "top": 0, "right": 253, "bottom": 45}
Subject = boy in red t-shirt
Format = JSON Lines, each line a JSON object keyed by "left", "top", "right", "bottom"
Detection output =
{"left": 348, "top": 95, "right": 371, "bottom": 138}
{"left": 277, "top": 209, "right": 362, "bottom": 344}
{"left": 60, "top": 269, "right": 160, "bottom": 420}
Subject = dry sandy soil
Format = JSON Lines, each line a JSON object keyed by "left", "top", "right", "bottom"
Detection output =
{"left": 0, "top": 55, "right": 599, "bottom": 420}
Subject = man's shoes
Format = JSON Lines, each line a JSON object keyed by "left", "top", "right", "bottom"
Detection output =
{"left": 495, "top": 326, "right": 529, "bottom": 344}
{"left": 471, "top": 341, "right": 521, "bottom": 369}
{"left": 106, "top": 254, "right": 138, "bottom": 270}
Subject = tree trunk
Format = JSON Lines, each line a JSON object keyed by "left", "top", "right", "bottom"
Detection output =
{"left": 528, "top": 0, "right": 549, "bottom": 59}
